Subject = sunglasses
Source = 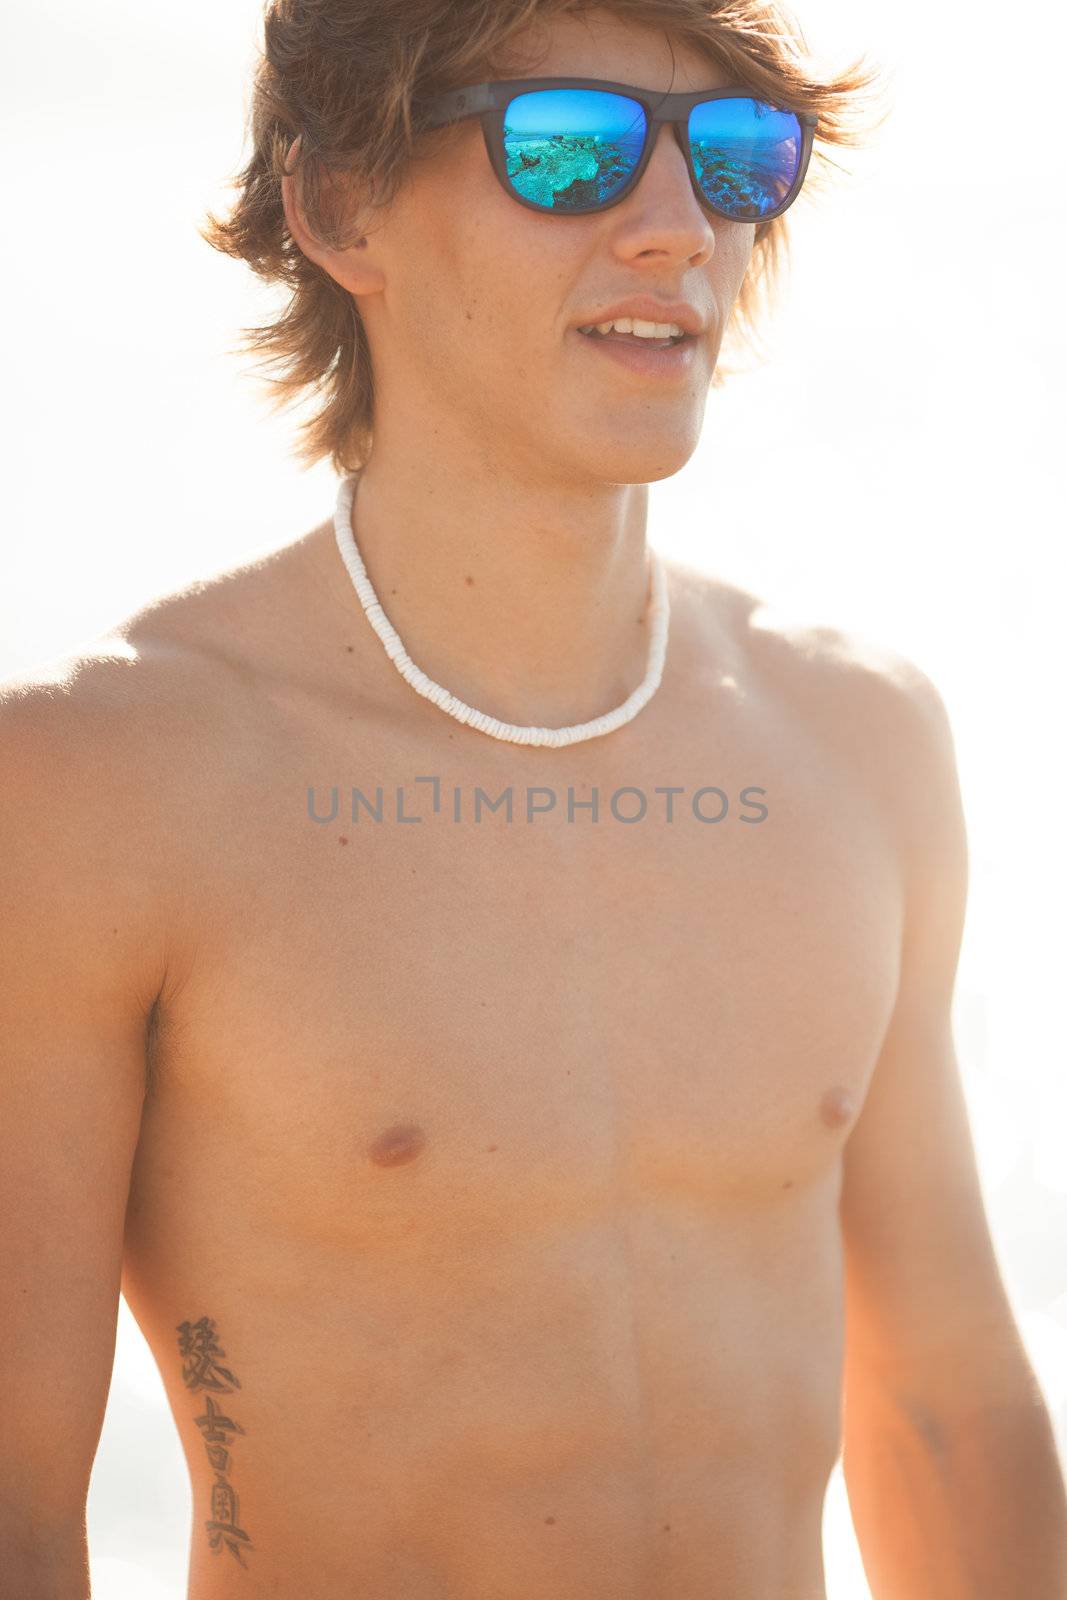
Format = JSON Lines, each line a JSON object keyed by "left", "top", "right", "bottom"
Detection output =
{"left": 418, "top": 77, "right": 817, "bottom": 223}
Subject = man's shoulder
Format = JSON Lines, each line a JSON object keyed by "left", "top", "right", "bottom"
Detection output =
{"left": 0, "top": 514, "right": 336, "bottom": 747}
{"left": 749, "top": 597, "right": 945, "bottom": 719}
{"left": 672, "top": 559, "right": 935, "bottom": 696}
{"left": 0, "top": 609, "right": 272, "bottom": 1008}
{"left": 0, "top": 640, "right": 216, "bottom": 1015}
{"left": 676, "top": 564, "right": 957, "bottom": 810}
{"left": 111, "top": 515, "right": 337, "bottom": 683}
{"left": 0, "top": 548, "right": 286, "bottom": 849}
{"left": 0, "top": 632, "right": 230, "bottom": 912}
{"left": 0, "top": 629, "right": 234, "bottom": 781}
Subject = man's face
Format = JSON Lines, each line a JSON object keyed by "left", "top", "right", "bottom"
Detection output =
{"left": 349, "top": 8, "right": 754, "bottom": 485}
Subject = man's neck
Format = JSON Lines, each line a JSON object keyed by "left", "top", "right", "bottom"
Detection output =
{"left": 344, "top": 445, "right": 658, "bottom": 730}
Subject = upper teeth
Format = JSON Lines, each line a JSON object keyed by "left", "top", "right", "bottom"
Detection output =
{"left": 578, "top": 317, "right": 685, "bottom": 339}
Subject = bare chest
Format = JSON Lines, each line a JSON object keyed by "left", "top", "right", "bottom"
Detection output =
{"left": 145, "top": 692, "right": 902, "bottom": 1256}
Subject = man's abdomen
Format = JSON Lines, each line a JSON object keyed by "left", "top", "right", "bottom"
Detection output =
{"left": 123, "top": 1172, "right": 843, "bottom": 1600}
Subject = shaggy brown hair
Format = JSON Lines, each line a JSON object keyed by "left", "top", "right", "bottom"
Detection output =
{"left": 201, "top": 0, "right": 889, "bottom": 476}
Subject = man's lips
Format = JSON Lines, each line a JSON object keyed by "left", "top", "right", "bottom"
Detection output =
{"left": 581, "top": 328, "right": 686, "bottom": 348}
{"left": 571, "top": 299, "right": 707, "bottom": 337}
{"left": 571, "top": 326, "right": 697, "bottom": 376}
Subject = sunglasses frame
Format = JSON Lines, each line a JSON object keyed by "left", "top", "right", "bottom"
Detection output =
{"left": 418, "top": 77, "right": 818, "bottom": 223}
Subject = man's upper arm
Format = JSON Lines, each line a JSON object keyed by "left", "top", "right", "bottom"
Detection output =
{"left": 0, "top": 672, "right": 167, "bottom": 1536}
{"left": 840, "top": 658, "right": 1037, "bottom": 1420}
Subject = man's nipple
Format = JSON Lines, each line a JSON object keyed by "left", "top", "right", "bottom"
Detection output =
{"left": 368, "top": 1123, "right": 427, "bottom": 1167}
{"left": 819, "top": 1085, "right": 856, "bottom": 1129}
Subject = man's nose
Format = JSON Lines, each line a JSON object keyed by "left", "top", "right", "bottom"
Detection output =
{"left": 627, "top": 119, "right": 715, "bottom": 228}
{"left": 637, "top": 120, "right": 700, "bottom": 205}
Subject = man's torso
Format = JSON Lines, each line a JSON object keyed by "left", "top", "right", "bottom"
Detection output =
{"left": 78, "top": 519, "right": 901, "bottom": 1598}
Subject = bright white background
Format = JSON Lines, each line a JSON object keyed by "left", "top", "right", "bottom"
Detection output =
{"left": 2, "top": 1, "right": 1065, "bottom": 1595}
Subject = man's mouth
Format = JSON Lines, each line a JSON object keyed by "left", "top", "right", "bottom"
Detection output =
{"left": 579, "top": 328, "right": 689, "bottom": 350}
{"left": 570, "top": 325, "right": 697, "bottom": 378}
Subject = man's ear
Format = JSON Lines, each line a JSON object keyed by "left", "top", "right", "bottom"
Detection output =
{"left": 280, "top": 137, "right": 384, "bottom": 296}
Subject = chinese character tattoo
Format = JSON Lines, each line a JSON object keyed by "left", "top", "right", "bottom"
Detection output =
{"left": 177, "top": 1315, "right": 254, "bottom": 1567}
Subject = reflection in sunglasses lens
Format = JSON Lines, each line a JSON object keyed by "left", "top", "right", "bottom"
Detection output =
{"left": 502, "top": 88, "right": 802, "bottom": 218}
{"left": 689, "top": 97, "right": 803, "bottom": 220}
{"left": 503, "top": 89, "right": 647, "bottom": 210}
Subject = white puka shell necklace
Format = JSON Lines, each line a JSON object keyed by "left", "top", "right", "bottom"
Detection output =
{"left": 332, "top": 472, "right": 670, "bottom": 748}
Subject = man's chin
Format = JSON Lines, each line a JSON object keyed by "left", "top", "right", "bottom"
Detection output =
{"left": 567, "top": 436, "right": 701, "bottom": 487}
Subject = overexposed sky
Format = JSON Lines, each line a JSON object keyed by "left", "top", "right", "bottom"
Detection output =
{"left": 3, "top": 1, "right": 1065, "bottom": 1595}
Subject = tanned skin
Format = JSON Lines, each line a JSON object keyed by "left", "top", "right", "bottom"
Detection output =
{"left": 2, "top": 8, "right": 1064, "bottom": 1598}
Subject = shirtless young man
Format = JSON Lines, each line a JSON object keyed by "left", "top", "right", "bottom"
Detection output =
{"left": 3, "top": 3, "right": 1065, "bottom": 1597}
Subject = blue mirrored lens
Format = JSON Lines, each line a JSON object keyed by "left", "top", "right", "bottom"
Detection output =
{"left": 689, "top": 97, "right": 803, "bottom": 219}
{"left": 502, "top": 89, "right": 647, "bottom": 210}
{"left": 502, "top": 89, "right": 804, "bottom": 218}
